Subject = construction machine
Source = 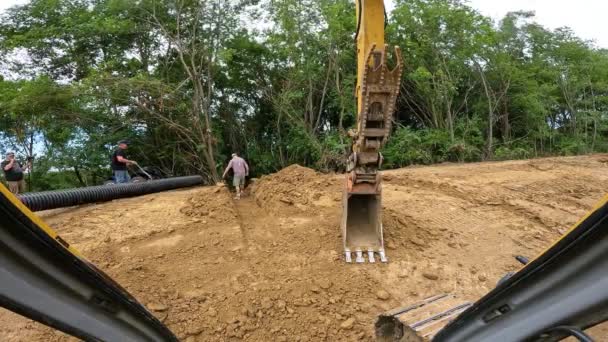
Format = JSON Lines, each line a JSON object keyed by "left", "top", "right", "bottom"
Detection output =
{"left": 343, "top": 0, "right": 403, "bottom": 263}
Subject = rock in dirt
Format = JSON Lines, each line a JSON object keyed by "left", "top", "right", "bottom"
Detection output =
{"left": 261, "top": 297, "right": 273, "bottom": 310}
{"left": 386, "top": 240, "right": 397, "bottom": 250}
{"left": 148, "top": 303, "right": 168, "bottom": 312}
{"left": 186, "top": 326, "right": 204, "bottom": 336}
{"left": 279, "top": 197, "right": 294, "bottom": 205}
{"left": 376, "top": 290, "right": 391, "bottom": 300}
{"left": 478, "top": 274, "right": 488, "bottom": 282}
{"left": 423, "top": 272, "right": 439, "bottom": 281}
{"left": 340, "top": 317, "right": 356, "bottom": 330}
{"left": 157, "top": 312, "right": 168, "bottom": 322}
{"left": 245, "top": 307, "right": 256, "bottom": 318}
{"left": 317, "top": 279, "right": 332, "bottom": 290}
{"left": 207, "top": 307, "right": 218, "bottom": 317}
{"left": 275, "top": 300, "right": 287, "bottom": 311}
{"left": 410, "top": 236, "right": 426, "bottom": 247}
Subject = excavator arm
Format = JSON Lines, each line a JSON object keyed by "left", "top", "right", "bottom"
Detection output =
{"left": 343, "top": 0, "right": 403, "bottom": 263}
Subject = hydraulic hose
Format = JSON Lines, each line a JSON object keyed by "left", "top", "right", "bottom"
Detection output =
{"left": 18, "top": 176, "right": 204, "bottom": 212}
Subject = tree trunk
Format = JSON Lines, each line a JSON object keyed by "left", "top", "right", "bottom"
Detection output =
{"left": 446, "top": 102, "right": 455, "bottom": 142}
{"left": 592, "top": 118, "right": 598, "bottom": 152}
{"left": 73, "top": 165, "right": 86, "bottom": 186}
{"left": 477, "top": 66, "right": 494, "bottom": 160}
{"left": 502, "top": 101, "right": 511, "bottom": 143}
{"left": 485, "top": 110, "right": 494, "bottom": 160}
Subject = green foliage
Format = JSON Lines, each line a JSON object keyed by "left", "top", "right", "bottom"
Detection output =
{"left": 384, "top": 125, "right": 480, "bottom": 168}
{"left": 494, "top": 146, "right": 533, "bottom": 161}
{"left": 1, "top": 0, "right": 608, "bottom": 192}
{"left": 555, "top": 136, "right": 589, "bottom": 156}
{"left": 316, "top": 132, "right": 348, "bottom": 172}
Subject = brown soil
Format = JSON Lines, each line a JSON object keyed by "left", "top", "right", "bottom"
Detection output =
{"left": 1, "top": 155, "right": 608, "bottom": 341}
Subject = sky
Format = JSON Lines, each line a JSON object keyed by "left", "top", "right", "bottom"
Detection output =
{"left": 0, "top": 0, "right": 606, "bottom": 48}
{"left": 386, "top": 0, "right": 608, "bottom": 48}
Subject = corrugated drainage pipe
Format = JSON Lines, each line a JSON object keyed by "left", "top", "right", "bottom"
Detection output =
{"left": 18, "top": 176, "right": 204, "bottom": 212}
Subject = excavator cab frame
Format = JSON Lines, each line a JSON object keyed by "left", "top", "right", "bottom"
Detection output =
{"left": 0, "top": 183, "right": 178, "bottom": 341}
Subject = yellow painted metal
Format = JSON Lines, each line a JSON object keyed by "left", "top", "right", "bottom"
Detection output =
{"left": 0, "top": 183, "right": 84, "bottom": 258}
{"left": 356, "top": 0, "right": 386, "bottom": 114}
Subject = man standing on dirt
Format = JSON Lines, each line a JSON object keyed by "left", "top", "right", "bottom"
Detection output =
{"left": 222, "top": 153, "right": 249, "bottom": 199}
{"left": 111, "top": 140, "right": 138, "bottom": 184}
{"left": 1, "top": 152, "right": 30, "bottom": 194}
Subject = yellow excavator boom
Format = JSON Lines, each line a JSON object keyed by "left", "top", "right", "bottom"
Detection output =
{"left": 342, "top": 0, "right": 403, "bottom": 263}
{"left": 356, "top": 0, "right": 385, "bottom": 112}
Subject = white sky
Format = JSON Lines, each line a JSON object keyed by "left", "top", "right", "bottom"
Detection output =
{"left": 386, "top": 0, "right": 608, "bottom": 48}
{"left": 0, "top": 0, "right": 606, "bottom": 48}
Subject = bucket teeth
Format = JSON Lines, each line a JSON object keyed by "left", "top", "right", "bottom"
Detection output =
{"left": 344, "top": 249, "right": 389, "bottom": 263}
{"left": 379, "top": 249, "right": 388, "bottom": 263}
{"left": 368, "top": 250, "right": 376, "bottom": 263}
{"left": 355, "top": 250, "right": 365, "bottom": 263}
{"left": 345, "top": 250, "right": 353, "bottom": 263}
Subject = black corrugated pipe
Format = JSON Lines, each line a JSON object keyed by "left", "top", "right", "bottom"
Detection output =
{"left": 18, "top": 176, "right": 204, "bottom": 212}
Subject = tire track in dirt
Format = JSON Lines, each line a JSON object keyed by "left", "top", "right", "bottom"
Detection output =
{"left": 386, "top": 164, "right": 602, "bottom": 237}
{"left": 230, "top": 197, "right": 252, "bottom": 251}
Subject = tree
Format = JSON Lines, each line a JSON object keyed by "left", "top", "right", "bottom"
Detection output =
{"left": 391, "top": 0, "right": 492, "bottom": 142}
{"left": 1, "top": 0, "right": 608, "bottom": 191}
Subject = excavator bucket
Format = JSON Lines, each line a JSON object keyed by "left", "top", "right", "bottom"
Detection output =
{"left": 342, "top": 175, "right": 387, "bottom": 263}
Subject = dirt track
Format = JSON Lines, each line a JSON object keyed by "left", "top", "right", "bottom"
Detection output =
{"left": 1, "top": 155, "right": 608, "bottom": 341}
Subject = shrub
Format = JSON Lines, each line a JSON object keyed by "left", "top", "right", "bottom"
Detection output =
{"left": 494, "top": 146, "right": 533, "bottom": 160}
{"left": 383, "top": 126, "right": 479, "bottom": 168}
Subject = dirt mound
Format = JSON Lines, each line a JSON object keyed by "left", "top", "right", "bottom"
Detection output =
{"left": 252, "top": 164, "right": 341, "bottom": 213}
{"left": 180, "top": 185, "right": 237, "bottom": 224}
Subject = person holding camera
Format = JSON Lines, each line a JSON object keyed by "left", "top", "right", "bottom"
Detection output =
{"left": 1, "top": 152, "right": 30, "bottom": 194}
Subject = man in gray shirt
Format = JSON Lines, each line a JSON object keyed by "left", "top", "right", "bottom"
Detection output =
{"left": 1, "top": 152, "right": 30, "bottom": 194}
{"left": 222, "top": 153, "right": 249, "bottom": 199}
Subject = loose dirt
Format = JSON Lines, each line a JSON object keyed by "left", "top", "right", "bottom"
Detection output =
{"left": 1, "top": 155, "right": 607, "bottom": 341}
